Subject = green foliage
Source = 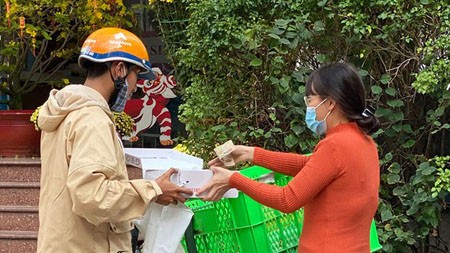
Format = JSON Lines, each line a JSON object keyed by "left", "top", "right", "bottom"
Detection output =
{"left": 0, "top": 0, "right": 134, "bottom": 109}
{"left": 378, "top": 157, "right": 445, "bottom": 252}
{"left": 150, "top": 0, "right": 450, "bottom": 252}
{"left": 431, "top": 156, "right": 450, "bottom": 198}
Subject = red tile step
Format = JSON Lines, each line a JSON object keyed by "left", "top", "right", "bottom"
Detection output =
{"left": 0, "top": 206, "right": 38, "bottom": 231}
{"left": 0, "top": 230, "right": 37, "bottom": 253}
{"left": 0, "top": 182, "right": 40, "bottom": 206}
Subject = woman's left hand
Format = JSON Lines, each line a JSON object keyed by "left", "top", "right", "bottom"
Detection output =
{"left": 198, "top": 166, "right": 237, "bottom": 201}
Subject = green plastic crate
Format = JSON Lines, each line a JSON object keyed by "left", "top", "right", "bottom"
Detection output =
{"left": 370, "top": 220, "right": 382, "bottom": 252}
{"left": 233, "top": 209, "right": 304, "bottom": 252}
{"left": 185, "top": 209, "right": 304, "bottom": 253}
{"left": 186, "top": 198, "right": 234, "bottom": 233}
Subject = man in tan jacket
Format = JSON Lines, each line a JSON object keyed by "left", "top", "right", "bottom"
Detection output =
{"left": 36, "top": 27, "right": 192, "bottom": 253}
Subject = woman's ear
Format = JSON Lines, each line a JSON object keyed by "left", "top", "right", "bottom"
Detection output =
{"left": 327, "top": 97, "right": 337, "bottom": 111}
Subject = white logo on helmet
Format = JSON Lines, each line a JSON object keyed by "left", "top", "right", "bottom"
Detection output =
{"left": 80, "top": 46, "right": 93, "bottom": 56}
{"left": 109, "top": 32, "right": 131, "bottom": 48}
{"left": 114, "top": 33, "right": 127, "bottom": 40}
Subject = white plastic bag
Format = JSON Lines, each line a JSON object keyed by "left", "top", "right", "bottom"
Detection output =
{"left": 134, "top": 202, "right": 194, "bottom": 253}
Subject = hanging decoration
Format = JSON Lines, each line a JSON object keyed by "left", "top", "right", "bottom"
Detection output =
{"left": 31, "top": 34, "right": 36, "bottom": 56}
{"left": 92, "top": 0, "right": 98, "bottom": 29}
{"left": 19, "top": 16, "right": 25, "bottom": 37}
{"left": 5, "top": 0, "right": 11, "bottom": 27}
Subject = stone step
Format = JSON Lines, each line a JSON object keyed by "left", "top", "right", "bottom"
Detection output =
{"left": 0, "top": 158, "right": 40, "bottom": 183}
{"left": 0, "top": 230, "right": 37, "bottom": 253}
{"left": 0, "top": 206, "right": 38, "bottom": 231}
{"left": 0, "top": 182, "right": 40, "bottom": 206}
{"left": 0, "top": 158, "right": 142, "bottom": 182}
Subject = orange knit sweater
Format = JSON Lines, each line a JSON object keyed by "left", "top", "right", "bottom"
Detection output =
{"left": 229, "top": 123, "right": 380, "bottom": 253}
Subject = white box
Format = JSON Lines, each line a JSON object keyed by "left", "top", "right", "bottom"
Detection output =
{"left": 125, "top": 148, "right": 203, "bottom": 171}
{"left": 124, "top": 148, "right": 238, "bottom": 198}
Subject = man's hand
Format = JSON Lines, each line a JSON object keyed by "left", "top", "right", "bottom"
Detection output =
{"left": 154, "top": 168, "right": 193, "bottom": 205}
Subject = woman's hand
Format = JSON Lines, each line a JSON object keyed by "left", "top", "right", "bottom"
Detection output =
{"left": 197, "top": 166, "right": 237, "bottom": 201}
{"left": 208, "top": 145, "right": 255, "bottom": 167}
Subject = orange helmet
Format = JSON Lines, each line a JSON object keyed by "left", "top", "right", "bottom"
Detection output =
{"left": 78, "top": 27, "right": 154, "bottom": 77}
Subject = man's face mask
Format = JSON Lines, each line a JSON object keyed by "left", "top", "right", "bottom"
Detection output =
{"left": 109, "top": 66, "right": 129, "bottom": 112}
{"left": 304, "top": 97, "right": 332, "bottom": 136}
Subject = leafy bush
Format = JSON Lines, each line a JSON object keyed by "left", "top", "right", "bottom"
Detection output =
{"left": 148, "top": 0, "right": 450, "bottom": 252}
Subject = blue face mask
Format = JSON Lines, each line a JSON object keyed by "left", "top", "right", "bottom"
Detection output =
{"left": 109, "top": 77, "right": 129, "bottom": 113}
{"left": 305, "top": 98, "right": 332, "bottom": 136}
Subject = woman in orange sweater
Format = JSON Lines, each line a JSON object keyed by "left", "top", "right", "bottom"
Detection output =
{"left": 199, "top": 62, "right": 381, "bottom": 253}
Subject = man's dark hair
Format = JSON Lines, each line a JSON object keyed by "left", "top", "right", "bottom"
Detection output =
{"left": 84, "top": 61, "right": 109, "bottom": 78}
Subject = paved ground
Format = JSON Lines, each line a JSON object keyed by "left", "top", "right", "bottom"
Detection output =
{"left": 431, "top": 209, "right": 450, "bottom": 253}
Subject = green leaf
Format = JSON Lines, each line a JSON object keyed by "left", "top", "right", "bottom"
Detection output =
{"left": 284, "top": 134, "right": 298, "bottom": 148}
{"left": 392, "top": 111, "right": 404, "bottom": 121}
{"left": 359, "top": 69, "right": 369, "bottom": 77}
{"left": 387, "top": 99, "right": 404, "bottom": 107}
{"left": 384, "top": 153, "right": 393, "bottom": 163}
{"left": 250, "top": 58, "right": 263, "bottom": 67}
{"left": 385, "top": 87, "right": 396, "bottom": 96}
{"left": 375, "top": 107, "right": 391, "bottom": 117}
{"left": 316, "top": 54, "right": 327, "bottom": 63}
{"left": 380, "top": 74, "right": 391, "bottom": 84}
{"left": 402, "top": 124, "right": 414, "bottom": 133}
{"left": 387, "top": 174, "right": 401, "bottom": 184}
{"left": 317, "top": 0, "right": 328, "bottom": 7}
{"left": 421, "top": 166, "right": 436, "bottom": 176}
{"left": 280, "top": 38, "right": 291, "bottom": 45}
{"left": 392, "top": 124, "right": 402, "bottom": 132}
{"left": 292, "top": 94, "right": 304, "bottom": 105}
{"left": 268, "top": 34, "right": 281, "bottom": 40}
{"left": 393, "top": 186, "right": 407, "bottom": 196}
{"left": 371, "top": 85, "right": 382, "bottom": 94}
{"left": 401, "top": 139, "right": 415, "bottom": 148}
{"left": 275, "top": 19, "right": 290, "bottom": 28}
{"left": 313, "top": 21, "right": 325, "bottom": 32}
{"left": 412, "top": 191, "right": 427, "bottom": 203}
{"left": 381, "top": 209, "right": 393, "bottom": 222}
{"left": 419, "top": 162, "right": 430, "bottom": 170}
{"left": 41, "top": 30, "right": 52, "bottom": 40}
{"left": 420, "top": 0, "right": 429, "bottom": 4}
{"left": 388, "top": 162, "right": 401, "bottom": 173}
{"left": 407, "top": 204, "right": 419, "bottom": 215}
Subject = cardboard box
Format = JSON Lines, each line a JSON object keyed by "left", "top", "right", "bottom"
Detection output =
{"left": 124, "top": 148, "right": 238, "bottom": 198}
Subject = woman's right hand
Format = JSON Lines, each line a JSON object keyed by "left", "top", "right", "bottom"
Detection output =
{"left": 208, "top": 145, "right": 255, "bottom": 167}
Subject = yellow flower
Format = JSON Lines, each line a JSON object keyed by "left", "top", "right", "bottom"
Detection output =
{"left": 113, "top": 111, "right": 135, "bottom": 137}
{"left": 30, "top": 107, "right": 41, "bottom": 131}
{"left": 149, "top": 0, "right": 158, "bottom": 4}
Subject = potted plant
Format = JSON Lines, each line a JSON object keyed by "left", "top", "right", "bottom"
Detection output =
{"left": 0, "top": 0, "right": 135, "bottom": 157}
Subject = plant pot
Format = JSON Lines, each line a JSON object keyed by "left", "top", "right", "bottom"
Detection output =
{"left": 0, "top": 110, "right": 40, "bottom": 157}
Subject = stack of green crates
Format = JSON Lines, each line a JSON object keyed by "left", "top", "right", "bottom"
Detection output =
{"left": 181, "top": 166, "right": 382, "bottom": 252}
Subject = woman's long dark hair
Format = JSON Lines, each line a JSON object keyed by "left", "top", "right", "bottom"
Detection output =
{"left": 305, "top": 62, "right": 380, "bottom": 135}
